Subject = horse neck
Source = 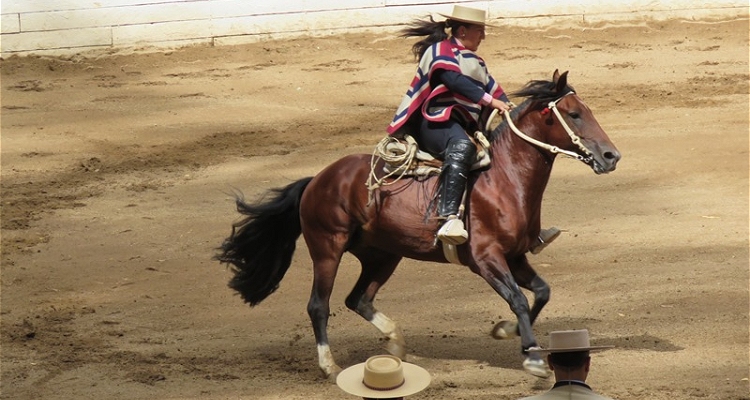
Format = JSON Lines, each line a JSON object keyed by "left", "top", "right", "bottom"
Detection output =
{"left": 483, "top": 108, "right": 556, "bottom": 209}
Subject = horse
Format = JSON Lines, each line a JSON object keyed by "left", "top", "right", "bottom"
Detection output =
{"left": 215, "top": 70, "right": 621, "bottom": 380}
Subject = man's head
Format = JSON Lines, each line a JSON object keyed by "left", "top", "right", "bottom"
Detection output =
{"left": 528, "top": 329, "right": 613, "bottom": 380}
{"left": 548, "top": 350, "right": 590, "bottom": 370}
{"left": 547, "top": 350, "right": 592, "bottom": 380}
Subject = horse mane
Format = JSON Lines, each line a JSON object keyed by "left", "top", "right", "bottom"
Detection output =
{"left": 487, "top": 77, "right": 576, "bottom": 143}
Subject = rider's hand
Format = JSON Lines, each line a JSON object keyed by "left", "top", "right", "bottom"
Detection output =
{"left": 490, "top": 98, "right": 511, "bottom": 113}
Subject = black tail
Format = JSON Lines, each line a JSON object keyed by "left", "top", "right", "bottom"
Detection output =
{"left": 215, "top": 177, "right": 313, "bottom": 306}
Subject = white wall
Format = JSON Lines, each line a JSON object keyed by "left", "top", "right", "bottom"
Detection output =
{"left": 0, "top": 0, "right": 747, "bottom": 57}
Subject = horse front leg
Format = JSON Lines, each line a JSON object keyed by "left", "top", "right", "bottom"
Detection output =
{"left": 492, "top": 256, "right": 550, "bottom": 340}
{"left": 476, "top": 261, "right": 550, "bottom": 378}
{"left": 512, "top": 255, "right": 550, "bottom": 326}
{"left": 520, "top": 275, "right": 550, "bottom": 326}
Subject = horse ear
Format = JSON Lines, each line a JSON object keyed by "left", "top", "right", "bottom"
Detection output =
{"left": 552, "top": 69, "right": 561, "bottom": 83}
{"left": 555, "top": 71, "right": 569, "bottom": 93}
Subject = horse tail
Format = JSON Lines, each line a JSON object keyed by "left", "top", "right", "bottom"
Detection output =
{"left": 215, "top": 177, "right": 313, "bottom": 306}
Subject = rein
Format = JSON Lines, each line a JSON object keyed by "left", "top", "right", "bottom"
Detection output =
{"left": 488, "top": 92, "right": 593, "bottom": 163}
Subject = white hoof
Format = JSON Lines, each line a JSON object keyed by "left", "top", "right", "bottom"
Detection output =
{"left": 317, "top": 344, "right": 341, "bottom": 382}
{"left": 523, "top": 358, "right": 551, "bottom": 378}
{"left": 491, "top": 321, "right": 519, "bottom": 340}
{"left": 323, "top": 364, "right": 343, "bottom": 383}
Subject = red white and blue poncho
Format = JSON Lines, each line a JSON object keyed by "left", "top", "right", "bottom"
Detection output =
{"left": 387, "top": 37, "right": 505, "bottom": 136}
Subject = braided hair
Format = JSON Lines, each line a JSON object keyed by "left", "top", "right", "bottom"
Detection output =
{"left": 400, "top": 15, "right": 471, "bottom": 59}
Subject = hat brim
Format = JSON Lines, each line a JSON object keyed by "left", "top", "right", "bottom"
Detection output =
{"left": 527, "top": 345, "right": 615, "bottom": 353}
{"left": 437, "top": 13, "right": 499, "bottom": 28}
{"left": 336, "top": 361, "right": 431, "bottom": 398}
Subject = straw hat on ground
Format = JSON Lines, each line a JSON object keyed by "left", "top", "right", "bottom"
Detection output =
{"left": 336, "top": 355, "right": 431, "bottom": 398}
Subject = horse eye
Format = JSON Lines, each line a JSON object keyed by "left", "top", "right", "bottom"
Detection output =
{"left": 568, "top": 112, "right": 580, "bottom": 119}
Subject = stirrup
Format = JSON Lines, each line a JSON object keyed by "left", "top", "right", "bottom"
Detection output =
{"left": 530, "top": 227, "right": 561, "bottom": 255}
{"left": 437, "top": 216, "right": 468, "bottom": 245}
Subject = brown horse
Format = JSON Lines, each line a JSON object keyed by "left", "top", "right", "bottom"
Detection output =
{"left": 216, "top": 70, "right": 621, "bottom": 380}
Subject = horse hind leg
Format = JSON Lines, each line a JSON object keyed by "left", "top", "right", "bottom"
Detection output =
{"left": 305, "top": 233, "right": 350, "bottom": 381}
{"left": 346, "top": 251, "right": 407, "bottom": 359}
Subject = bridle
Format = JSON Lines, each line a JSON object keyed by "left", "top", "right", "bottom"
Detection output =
{"left": 487, "top": 92, "right": 594, "bottom": 164}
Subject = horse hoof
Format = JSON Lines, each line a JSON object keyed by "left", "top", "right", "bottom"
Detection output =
{"left": 523, "top": 358, "right": 551, "bottom": 378}
{"left": 324, "top": 365, "right": 343, "bottom": 384}
{"left": 491, "top": 321, "right": 519, "bottom": 340}
{"left": 386, "top": 339, "right": 407, "bottom": 359}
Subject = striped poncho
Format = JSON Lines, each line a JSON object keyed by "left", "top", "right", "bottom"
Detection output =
{"left": 386, "top": 37, "right": 505, "bottom": 137}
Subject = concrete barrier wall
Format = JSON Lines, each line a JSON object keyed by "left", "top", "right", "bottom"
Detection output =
{"left": 1, "top": 0, "right": 747, "bottom": 57}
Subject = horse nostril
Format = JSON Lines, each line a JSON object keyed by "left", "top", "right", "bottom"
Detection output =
{"left": 604, "top": 151, "right": 620, "bottom": 161}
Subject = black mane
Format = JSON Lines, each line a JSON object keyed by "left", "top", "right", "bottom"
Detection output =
{"left": 487, "top": 77, "right": 576, "bottom": 143}
{"left": 513, "top": 78, "right": 576, "bottom": 106}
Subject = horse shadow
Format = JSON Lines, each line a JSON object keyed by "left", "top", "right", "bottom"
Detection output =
{"left": 242, "top": 315, "right": 682, "bottom": 380}
{"left": 374, "top": 316, "right": 682, "bottom": 371}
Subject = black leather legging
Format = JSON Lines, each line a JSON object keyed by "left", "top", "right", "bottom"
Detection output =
{"left": 412, "top": 117, "right": 473, "bottom": 160}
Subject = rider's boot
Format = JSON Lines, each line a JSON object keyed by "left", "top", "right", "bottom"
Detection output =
{"left": 437, "top": 139, "right": 476, "bottom": 246}
{"left": 529, "top": 227, "right": 562, "bottom": 254}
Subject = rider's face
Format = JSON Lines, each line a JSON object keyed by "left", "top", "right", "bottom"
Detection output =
{"left": 460, "top": 24, "right": 485, "bottom": 51}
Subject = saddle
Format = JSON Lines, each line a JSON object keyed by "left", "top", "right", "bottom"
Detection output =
{"left": 372, "top": 131, "right": 492, "bottom": 181}
{"left": 365, "top": 131, "right": 492, "bottom": 266}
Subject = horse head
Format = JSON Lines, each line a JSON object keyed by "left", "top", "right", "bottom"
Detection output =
{"left": 510, "top": 70, "right": 621, "bottom": 174}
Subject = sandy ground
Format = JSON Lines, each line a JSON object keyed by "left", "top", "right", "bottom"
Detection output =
{"left": 1, "top": 17, "right": 749, "bottom": 400}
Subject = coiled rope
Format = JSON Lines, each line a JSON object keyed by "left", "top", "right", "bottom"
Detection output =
{"left": 365, "top": 135, "right": 419, "bottom": 204}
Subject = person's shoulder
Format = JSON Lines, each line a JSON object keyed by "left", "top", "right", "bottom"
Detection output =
{"left": 582, "top": 390, "right": 616, "bottom": 400}
{"left": 523, "top": 385, "right": 613, "bottom": 400}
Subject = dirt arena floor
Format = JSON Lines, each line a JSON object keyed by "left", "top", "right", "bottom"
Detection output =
{"left": 1, "top": 16, "right": 749, "bottom": 400}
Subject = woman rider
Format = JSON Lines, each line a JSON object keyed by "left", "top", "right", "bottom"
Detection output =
{"left": 387, "top": 5, "right": 560, "bottom": 250}
{"left": 386, "top": 5, "right": 509, "bottom": 245}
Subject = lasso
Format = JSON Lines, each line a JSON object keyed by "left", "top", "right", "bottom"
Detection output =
{"left": 365, "top": 135, "right": 419, "bottom": 204}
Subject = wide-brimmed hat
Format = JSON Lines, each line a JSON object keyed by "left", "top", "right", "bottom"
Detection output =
{"left": 336, "top": 355, "right": 431, "bottom": 398}
{"left": 438, "top": 5, "right": 496, "bottom": 27}
{"left": 527, "top": 329, "right": 614, "bottom": 353}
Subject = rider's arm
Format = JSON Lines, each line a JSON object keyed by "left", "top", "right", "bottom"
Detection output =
{"left": 436, "top": 69, "right": 510, "bottom": 105}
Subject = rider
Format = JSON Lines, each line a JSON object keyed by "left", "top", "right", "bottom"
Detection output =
{"left": 386, "top": 5, "right": 560, "bottom": 251}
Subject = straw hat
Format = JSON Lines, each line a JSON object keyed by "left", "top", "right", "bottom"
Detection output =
{"left": 438, "top": 5, "right": 496, "bottom": 27}
{"left": 336, "top": 355, "right": 431, "bottom": 398}
{"left": 527, "top": 329, "right": 614, "bottom": 353}
{"left": 527, "top": 329, "right": 615, "bottom": 353}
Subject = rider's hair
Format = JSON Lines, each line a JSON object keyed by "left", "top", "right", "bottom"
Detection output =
{"left": 400, "top": 16, "right": 471, "bottom": 59}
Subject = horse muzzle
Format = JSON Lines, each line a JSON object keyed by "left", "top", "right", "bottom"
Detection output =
{"left": 589, "top": 146, "right": 621, "bottom": 174}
